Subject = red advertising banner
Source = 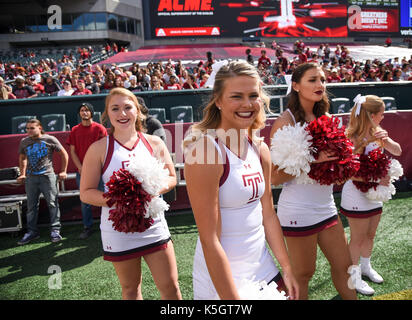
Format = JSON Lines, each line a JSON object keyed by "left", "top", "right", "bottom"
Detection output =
{"left": 155, "top": 26, "right": 220, "bottom": 37}
{"left": 357, "top": 8, "right": 399, "bottom": 32}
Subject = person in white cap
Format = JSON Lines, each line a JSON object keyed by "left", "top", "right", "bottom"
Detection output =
{"left": 12, "top": 76, "right": 37, "bottom": 99}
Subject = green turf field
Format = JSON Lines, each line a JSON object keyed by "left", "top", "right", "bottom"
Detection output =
{"left": 0, "top": 192, "right": 411, "bottom": 300}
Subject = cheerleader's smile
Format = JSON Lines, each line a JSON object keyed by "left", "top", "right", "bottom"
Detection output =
{"left": 217, "top": 75, "right": 262, "bottom": 130}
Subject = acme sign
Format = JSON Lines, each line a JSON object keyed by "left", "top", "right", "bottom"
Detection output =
{"left": 158, "top": 0, "right": 213, "bottom": 11}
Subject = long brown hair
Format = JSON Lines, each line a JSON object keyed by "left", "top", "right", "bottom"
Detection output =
{"left": 184, "top": 60, "right": 269, "bottom": 148}
{"left": 346, "top": 95, "right": 385, "bottom": 154}
{"left": 287, "top": 62, "right": 330, "bottom": 124}
{"left": 101, "top": 88, "right": 145, "bottom": 133}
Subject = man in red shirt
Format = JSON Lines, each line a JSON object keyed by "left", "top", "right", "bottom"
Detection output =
{"left": 66, "top": 103, "right": 107, "bottom": 239}
{"left": 258, "top": 50, "right": 271, "bottom": 69}
{"left": 72, "top": 79, "right": 92, "bottom": 95}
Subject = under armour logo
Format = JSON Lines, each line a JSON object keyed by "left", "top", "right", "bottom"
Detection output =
{"left": 106, "top": 246, "right": 112, "bottom": 250}
{"left": 243, "top": 163, "right": 251, "bottom": 170}
{"left": 290, "top": 221, "right": 297, "bottom": 225}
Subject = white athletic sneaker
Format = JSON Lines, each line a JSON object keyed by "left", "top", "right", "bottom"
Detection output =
{"left": 361, "top": 267, "right": 384, "bottom": 284}
{"left": 355, "top": 280, "right": 375, "bottom": 296}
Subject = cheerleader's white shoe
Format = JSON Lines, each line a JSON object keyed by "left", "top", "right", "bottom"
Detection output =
{"left": 355, "top": 280, "right": 375, "bottom": 296}
{"left": 361, "top": 267, "right": 384, "bottom": 284}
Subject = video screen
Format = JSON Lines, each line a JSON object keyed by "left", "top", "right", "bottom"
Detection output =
{"left": 400, "top": 0, "right": 412, "bottom": 35}
{"left": 144, "top": 0, "right": 348, "bottom": 38}
{"left": 348, "top": 0, "right": 400, "bottom": 35}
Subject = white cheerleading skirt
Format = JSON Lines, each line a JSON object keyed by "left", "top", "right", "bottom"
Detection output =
{"left": 340, "top": 180, "right": 383, "bottom": 219}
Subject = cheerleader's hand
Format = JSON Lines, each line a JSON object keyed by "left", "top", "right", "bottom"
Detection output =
{"left": 282, "top": 268, "right": 299, "bottom": 300}
{"left": 313, "top": 150, "right": 339, "bottom": 163}
{"left": 374, "top": 129, "right": 389, "bottom": 142}
{"left": 379, "top": 175, "right": 391, "bottom": 186}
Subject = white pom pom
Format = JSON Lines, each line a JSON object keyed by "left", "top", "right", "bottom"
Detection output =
{"left": 237, "top": 278, "right": 287, "bottom": 300}
{"left": 366, "top": 183, "right": 396, "bottom": 202}
{"left": 294, "top": 171, "right": 316, "bottom": 185}
{"left": 145, "top": 196, "right": 170, "bottom": 218}
{"left": 388, "top": 159, "right": 403, "bottom": 182}
{"left": 270, "top": 123, "right": 314, "bottom": 177}
{"left": 127, "top": 153, "right": 169, "bottom": 195}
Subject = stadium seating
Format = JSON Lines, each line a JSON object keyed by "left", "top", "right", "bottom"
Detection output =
{"left": 12, "top": 115, "right": 37, "bottom": 134}
{"left": 148, "top": 108, "right": 167, "bottom": 124}
{"left": 331, "top": 97, "right": 351, "bottom": 114}
{"left": 381, "top": 97, "right": 397, "bottom": 111}
{"left": 170, "top": 106, "right": 193, "bottom": 123}
{"left": 41, "top": 114, "right": 67, "bottom": 132}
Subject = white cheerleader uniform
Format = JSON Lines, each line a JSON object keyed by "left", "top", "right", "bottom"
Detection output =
{"left": 340, "top": 142, "right": 383, "bottom": 218}
{"left": 100, "top": 133, "right": 171, "bottom": 262}
{"left": 192, "top": 136, "right": 283, "bottom": 300}
{"left": 276, "top": 109, "right": 338, "bottom": 237}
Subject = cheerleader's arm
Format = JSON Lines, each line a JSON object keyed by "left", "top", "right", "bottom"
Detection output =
{"left": 260, "top": 142, "right": 299, "bottom": 300}
{"left": 375, "top": 128, "right": 402, "bottom": 156}
{"left": 184, "top": 137, "right": 240, "bottom": 300}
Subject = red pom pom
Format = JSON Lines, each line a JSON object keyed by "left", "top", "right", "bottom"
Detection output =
{"left": 103, "top": 168, "right": 153, "bottom": 233}
{"left": 353, "top": 148, "right": 390, "bottom": 193}
{"left": 306, "top": 115, "right": 360, "bottom": 185}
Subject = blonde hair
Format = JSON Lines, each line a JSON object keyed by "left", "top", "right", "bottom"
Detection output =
{"left": 0, "top": 76, "right": 8, "bottom": 100}
{"left": 101, "top": 88, "right": 146, "bottom": 133}
{"left": 346, "top": 95, "right": 385, "bottom": 154}
{"left": 183, "top": 60, "right": 269, "bottom": 149}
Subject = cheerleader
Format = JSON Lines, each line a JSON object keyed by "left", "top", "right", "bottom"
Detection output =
{"left": 270, "top": 62, "right": 357, "bottom": 300}
{"left": 184, "top": 60, "right": 298, "bottom": 300}
{"left": 340, "top": 95, "right": 402, "bottom": 295}
{"left": 80, "top": 88, "right": 181, "bottom": 300}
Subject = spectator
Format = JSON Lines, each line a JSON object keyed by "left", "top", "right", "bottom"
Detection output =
{"left": 27, "top": 76, "right": 44, "bottom": 94}
{"left": 44, "top": 76, "right": 61, "bottom": 95}
{"left": 164, "top": 75, "right": 181, "bottom": 90}
{"left": 67, "top": 102, "right": 107, "bottom": 239}
{"left": 385, "top": 37, "right": 392, "bottom": 47}
{"left": 381, "top": 70, "right": 393, "bottom": 82}
{"left": 12, "top": 76, "right": 37, "bottom": 99}
{"left": 57, "top": 80, "right": 75, "bottom": 96}
{"left": 204, "top": 51, "right": 214, "bottom": 69}
{"left": 183, "top": 73, "right": 199, "bottom": 89}
{"left": 84, "top": 74, "right": 100, "bottom": 94}
{"left": 353, "top": 69, "right": 365, "bottom": 82}
{"left": 150, "top": 75, "right": 163, "bottom": 91}
{"left": 245, "top": 48, "right": 254, "bottom": 65}
{"left": 392, "top": 69, "right": 402, "bottom": 81}
{"left": 401, "top": 64, "right": 410, "bottom": 80}
{"left": 341, "top": 70, "right": 353, "bottom": 83}
{"left": 73, "top": 79, "right": 92, "bottom": 95}
{"left": 327, "top": 68, "right": 342, "bottom": 83}
{"left": 324, "top": 44, "right": 331, "bottom": 61}
{"left": 128, "top": 75, "right": 144, "bottom": 92}
{"left": 258, "top": 50, "right": 271, "bottom": 69}
{"left": 136, "top": 96, "right": 167, "bottom": 143}
{"left": 16, "top": 119, "right": 68, "bottom": 245}
{"left": 0, "top": 76, "right": 16, "bottom": 99}
{"left": 365, "top": 69, "right": 380, "bottom": 82}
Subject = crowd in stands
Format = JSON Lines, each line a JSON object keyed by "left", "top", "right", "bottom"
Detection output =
{"left": 1, "top": 40, "right": 412, "bottom": 100}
